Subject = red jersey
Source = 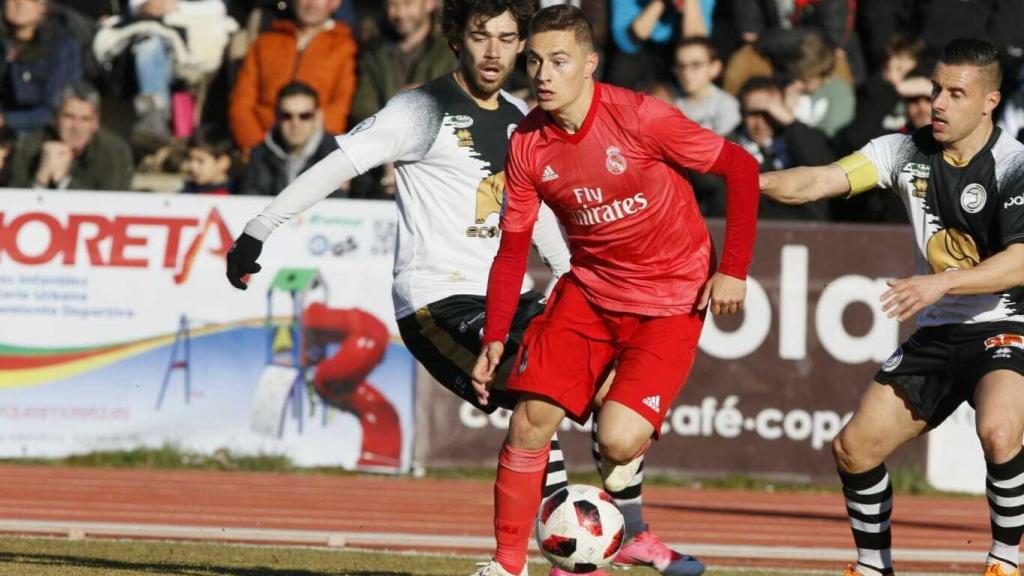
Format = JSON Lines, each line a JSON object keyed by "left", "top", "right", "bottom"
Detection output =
{"left": 501, "top": 82, "right": 725, "bottom": 316}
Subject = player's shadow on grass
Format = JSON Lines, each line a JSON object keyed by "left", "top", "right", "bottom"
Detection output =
{"left": 647, "top": 502, "right": 982, "bottom": 533}
{"left": 0, "top": 551, "right": 420, "bottom": 576}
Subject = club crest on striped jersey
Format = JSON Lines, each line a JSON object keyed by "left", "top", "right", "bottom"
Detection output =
{"left": 960, "top": 183, "right": 987, "bottom": 214}
{"left": 881, "top": 347, "right": 903, "bottom": 372}
{"left": 450, "top": 114, "right": 474, "bottom": 129}
{"left": 605, "top": 146, "right": 626, "bottom": 175}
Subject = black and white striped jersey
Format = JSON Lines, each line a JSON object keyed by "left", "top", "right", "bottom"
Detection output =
{"left": 850, "top": 127, "right": 1024, "bottom": 326}
{"left": 336, "top": 74, "right": 569, "bottom": 319}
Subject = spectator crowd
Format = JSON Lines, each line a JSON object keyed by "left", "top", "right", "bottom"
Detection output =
{"left": 2, "top": 0, "right": 1024, "bottom": 223}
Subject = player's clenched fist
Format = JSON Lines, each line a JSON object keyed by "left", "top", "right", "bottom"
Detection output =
{"left": 471, "top": 341, "right": 504, "bottom": 407}
{"left": 226, "top": 233, "right": 263, "bottom": 290}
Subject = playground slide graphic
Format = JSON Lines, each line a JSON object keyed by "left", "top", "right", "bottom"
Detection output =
{"left": 248, "top": 268, "right": 405, "bottom": 471}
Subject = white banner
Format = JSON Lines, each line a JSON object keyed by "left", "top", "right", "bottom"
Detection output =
{"left": 0, "top": 190, "right": 413, "bottom": 472}
{"left": 927, "top": 405, "right": 986, "bottom": 494}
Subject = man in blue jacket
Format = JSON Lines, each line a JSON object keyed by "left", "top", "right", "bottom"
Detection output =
{"left": 0, "top": 0, "right": 83, "bottom": 134}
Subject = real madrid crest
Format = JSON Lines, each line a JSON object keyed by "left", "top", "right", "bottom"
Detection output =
{"left": 606, "top": 145, "right": 626, "bottom": 175}
{"left": 960, "top": 183, "right": 987, "bottom": 214}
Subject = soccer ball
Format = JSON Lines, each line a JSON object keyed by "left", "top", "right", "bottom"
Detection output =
{"left": 535, "top": 484, "right": 625, "bottom": 572}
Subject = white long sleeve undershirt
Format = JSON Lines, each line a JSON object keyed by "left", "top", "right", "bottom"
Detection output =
{"left": 243, "top": 149, "right": 356, "bottom": 242}
{"left": 242, "top": 149, "right": 571, "bottom": 278}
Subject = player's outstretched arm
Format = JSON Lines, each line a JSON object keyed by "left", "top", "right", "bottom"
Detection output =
{"left": 227, "top": 92, "right": 425, "bottom": 290}
{"left": 759, "top": 163, "right": 851, "bottom": 205}
{"left": 226, "top": 149, "right": 359, "bottom": 290}
{"left": 476, "top": 128, "right": 543, "bottom": 392}
{"left": 702, "top": 139, "right": 759, "bottom": 315}
{"left": 882, "top": 244, "right": 1024, "bottom": 322}
{"left": 474, "top": 228, "right": 534, "bottom": 405}
{"left": 471, "top": 341, "right": 505, "bottom": 406}
{"left": 638, "top": 97, "right": 759, "bottom": 314}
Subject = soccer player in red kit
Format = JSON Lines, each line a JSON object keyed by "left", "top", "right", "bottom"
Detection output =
{"left": 468, "top": 6, "right": 760, "bottom": 576}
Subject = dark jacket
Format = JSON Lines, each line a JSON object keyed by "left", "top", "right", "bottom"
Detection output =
{"left": 10, "top": 126, "right": 133, "bottom": 191}
{"left": 911, "top": 0, "right": 994, "bottom": 60}
{"left": 836, "top": 72, "right": 905, "bottom": 155}
{"left": 0, "top": 19, "right": 83, "bottom": 133}
{"left": 349, "top": 29, "right": 456, "bottom": 124}
{"left": 855, "top": 0, "right": 912, "bottom": 71}
{"left": 733, "top": 0, "right": 851, "bottom": 48}
{"left": 240, "top": 127, "right": 337, "bottom": 196}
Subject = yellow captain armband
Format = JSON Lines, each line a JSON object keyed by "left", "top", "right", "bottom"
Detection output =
{"left": 835, "top": 151, "right": 880, "bottom": 198}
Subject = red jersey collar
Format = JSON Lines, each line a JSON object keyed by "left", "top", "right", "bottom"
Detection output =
{"left": 545, "top": 81, "right": 602, "bottom": 144}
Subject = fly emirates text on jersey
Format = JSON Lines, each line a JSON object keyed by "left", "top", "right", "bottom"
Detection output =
{"left": 569, "top": 187, "right": 649, "bottom": 227}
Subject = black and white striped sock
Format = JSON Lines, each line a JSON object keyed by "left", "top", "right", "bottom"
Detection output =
{"left": 986, "top": 448, "right": 1024, "bottom": 572}
{"left": 543, "top": 433, "right": 569, "bottom": 498}
{"left": 592, "top": 417, "right": 646, "bottom": 539}
{"left": 839, "top": 463, "right": 893, "bottom": 576}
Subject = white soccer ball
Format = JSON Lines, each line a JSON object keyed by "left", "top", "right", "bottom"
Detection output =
{"left": 535, "top": 484, "right": 625, "bottom": 572}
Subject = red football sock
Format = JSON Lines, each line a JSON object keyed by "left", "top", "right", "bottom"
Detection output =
{"left": 493, "top": 442, "right": 549, "bottom": 574}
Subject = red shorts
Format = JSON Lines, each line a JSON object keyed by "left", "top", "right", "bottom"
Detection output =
{"left": 507, "top": 275, "right": 704, "bottom": 432}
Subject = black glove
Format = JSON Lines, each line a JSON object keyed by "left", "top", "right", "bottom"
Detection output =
{"left": 226, "top": 233, "right": 263, "bottom": 290}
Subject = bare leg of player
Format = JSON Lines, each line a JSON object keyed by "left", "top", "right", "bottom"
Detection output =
{"left": 834, "top": 382, "right": 928, "bottom": 576}
{"left": 974, "top": 370, "right": 1024, "bottom": 576}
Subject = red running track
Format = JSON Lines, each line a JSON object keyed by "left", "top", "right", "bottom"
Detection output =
{"left": 0, "top": 465, "right": 992, "bottom": 573}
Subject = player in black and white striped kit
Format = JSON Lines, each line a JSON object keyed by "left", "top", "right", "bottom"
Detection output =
{"left": 762, "top": 38, "right": 1024, "bottom": 576}
{"left": 226, "top": 2, "right": 703, "bottom": 575}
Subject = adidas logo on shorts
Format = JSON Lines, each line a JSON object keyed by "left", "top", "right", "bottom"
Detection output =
{"left": 542, "top": 165, "right": 559, "bottom": 182}
{"left": 642, "top": 395, "right": 661, "bottom": 412}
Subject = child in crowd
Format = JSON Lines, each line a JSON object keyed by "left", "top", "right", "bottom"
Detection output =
{"left": 673, "top": 37, "right": 740, "bottom": 136}
{"left": 182, "top": 126, "right": 235, "bottom": 195}
{"left": 789, "top": 32, "right": 855, "bottom": 138}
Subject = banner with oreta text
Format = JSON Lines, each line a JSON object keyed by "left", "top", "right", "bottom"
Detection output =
{"left": 0, "top": 190, "right": 413, "bottom": 472}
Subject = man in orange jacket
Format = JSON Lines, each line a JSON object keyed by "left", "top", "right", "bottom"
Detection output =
{"left": 229, "top": 0, "right": 357, "bottom": 150}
